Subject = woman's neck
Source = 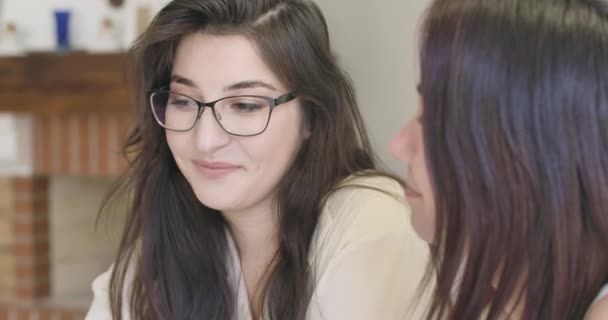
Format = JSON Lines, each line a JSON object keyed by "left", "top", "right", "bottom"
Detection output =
{"left": 223, "top": 201, "right": 279, "bottom": 316}
{"left": 223, "top": 202, "right": 279, "bottom": 260}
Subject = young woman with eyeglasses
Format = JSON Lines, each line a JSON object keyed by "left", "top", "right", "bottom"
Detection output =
{"left": 86, "top": 0, "right": 428, "bottom": 319}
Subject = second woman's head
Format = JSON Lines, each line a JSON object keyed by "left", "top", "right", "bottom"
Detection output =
{"left": 391, "top": 0, "right": 608, "bottom": 318}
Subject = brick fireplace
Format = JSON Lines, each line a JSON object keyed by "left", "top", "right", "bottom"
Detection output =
{"left": 0, "top": 53, "right": 131, "bottom": 319}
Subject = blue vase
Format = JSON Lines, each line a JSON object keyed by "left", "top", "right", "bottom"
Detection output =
{"left": 54, "top": 10, "right": 71, "bottom": 53}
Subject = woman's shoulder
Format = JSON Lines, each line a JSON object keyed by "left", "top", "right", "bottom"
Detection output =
{"left": 322, "top": 172, "right": 408, "bottom": 230}
{"left": 307, "top": 172, "right": 429, "bottom": 319}
{"left": 86, "top": 265, "right": 116, "bottom": 319}
{"left": 336, "top": 171, "right": 404, "bottom": 193}
{"left": 311, "top": 172, "right": 413, "bottom": 255}
{"left": 86, "top": 259, "right": 137, "bottom": 320}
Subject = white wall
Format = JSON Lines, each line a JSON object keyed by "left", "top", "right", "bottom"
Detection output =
{"left": 0, "top": 0, "right": 169, "bottom": 51}
{"left": 0, "top": 115, "right": 17, "bottom": 162}
{"left": 315, "top": 0, "right": 430, "bottom": 172}
{"left": 0, "top": 115, "right": 33, "bottom": 177}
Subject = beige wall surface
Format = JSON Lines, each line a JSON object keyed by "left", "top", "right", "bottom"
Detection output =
{"left": 315, "top": 0, "right": 431, "bottom": 172}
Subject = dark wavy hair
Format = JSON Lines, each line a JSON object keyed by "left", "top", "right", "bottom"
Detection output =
{"left": 418, "top": 0, "right": 608, "bottom": 319}
{"left": 100, "top": 0, "right": 397, "bottom": 319}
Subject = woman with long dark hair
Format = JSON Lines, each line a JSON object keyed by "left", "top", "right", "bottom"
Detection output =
{"left": 86, "top": 0, "right": 428, "bottom": 319}
{"left": 391, "top": 0, "right": 608, "bottom": 318}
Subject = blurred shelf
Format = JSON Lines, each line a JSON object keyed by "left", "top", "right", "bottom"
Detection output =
{"left": 0, "top": 51, "right": 131, "bottom": 114}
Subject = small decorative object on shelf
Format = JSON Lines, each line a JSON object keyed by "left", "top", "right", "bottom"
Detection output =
{"left": 136, "top": 4, "right": 152, "bottom": 36}
{"left": 0, "top": 21, "right": 25, "bottom": 56}
{"left": 109, "top": 0, "right": 125, "bottom": 8}
{"left": 53, "top": 9, "right": 72, "bottom": 53}
{"left": 86, "top": 17, "right": 122, "bottom": 53}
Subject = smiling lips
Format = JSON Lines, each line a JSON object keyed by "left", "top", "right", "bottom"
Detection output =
{"left": 193, "top": 160, "right": 241, "bottom": 179}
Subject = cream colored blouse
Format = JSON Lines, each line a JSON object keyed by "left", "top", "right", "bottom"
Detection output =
{"left": 85, "top": 175, "right": 430, "bottom": 319}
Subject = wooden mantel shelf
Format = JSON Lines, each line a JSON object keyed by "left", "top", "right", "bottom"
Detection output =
{"left": 0, "top": 52, "right": 131, "bottom": 114}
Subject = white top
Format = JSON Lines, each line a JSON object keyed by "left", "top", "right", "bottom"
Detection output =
{"left": 85, "top": 175, "right": 430, "bottom": 320}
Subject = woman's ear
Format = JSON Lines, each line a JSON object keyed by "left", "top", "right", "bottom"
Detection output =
{"left": 301, "top": 109, "right": 312, "bottom": 139}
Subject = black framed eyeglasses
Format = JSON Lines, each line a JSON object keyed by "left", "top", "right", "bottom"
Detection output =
{"left": 149, "top": 89, "right": 297, "bottom": 136}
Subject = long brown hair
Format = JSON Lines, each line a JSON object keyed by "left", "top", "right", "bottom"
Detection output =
{"left": 418, "top": 0, "right": 608, "bottom": 319}
{"left": 100, "top": 0, "right": 393, "bottom": 319}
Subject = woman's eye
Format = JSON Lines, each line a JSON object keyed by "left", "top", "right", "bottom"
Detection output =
{"left": 231, "top": 103, "right": 263, "bottom": 112}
